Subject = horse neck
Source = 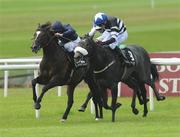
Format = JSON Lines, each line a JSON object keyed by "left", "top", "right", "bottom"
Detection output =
{"left": 42, "top": 41, "right": 59, "bottom": 58}
{"left": 91, "top": 47, "right": 114, "bottom": 70}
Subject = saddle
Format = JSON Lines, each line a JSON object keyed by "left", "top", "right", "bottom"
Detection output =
{"left": 117, "top": 44, "right": 136, "bottom": 67}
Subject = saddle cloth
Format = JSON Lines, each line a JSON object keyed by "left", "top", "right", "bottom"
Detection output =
{"left": 118, "top": 44, "right": 136, "bottom": 65}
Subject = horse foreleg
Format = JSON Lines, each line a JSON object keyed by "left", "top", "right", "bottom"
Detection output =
{"left": 35, "top": 76, "right": 60, "bottom": 110}
{"left": 140, "top": 83, "right": 148, "bottom": 117}
{"left": 125, "top": 78, "right": 140, "bottom": 115}
{"left": 85, "top": 76, "right": 104, "bottom": 120}
{"left": 78, "top": 91, "right": 92, "bottom": 112}
{"left": 61, "top": 85, "right": 76, "bottom": 121}
{"left": 131, "top": 91, "right": 139, "bottom": 115}
{"left": 32, "top": 78, "right": 38, "bottom": 103}
{"left": 110, "top": 84, "right": 121, "bottom": 122}
{"left": 32, "top": 75, "right": 47, "bottom": 103}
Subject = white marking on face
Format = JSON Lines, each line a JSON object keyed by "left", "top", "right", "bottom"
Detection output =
{"left": 35, "top": 31, "right": 41, "bottom": 41}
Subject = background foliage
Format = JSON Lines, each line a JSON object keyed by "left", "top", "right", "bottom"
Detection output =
{"left": 0, "top": 0, "right": 179, "bottom": 58}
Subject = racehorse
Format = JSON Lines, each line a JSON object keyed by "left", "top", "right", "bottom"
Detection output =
{"left": 74, "top": 36, "right": 165, "bottom": 122}
{"left": 31, "top": 22, "right": 103, "bottom": 121}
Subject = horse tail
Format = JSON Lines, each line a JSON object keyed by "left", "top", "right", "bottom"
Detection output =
{"left": 151, "top": 63, "right": 159, "bottom": 81}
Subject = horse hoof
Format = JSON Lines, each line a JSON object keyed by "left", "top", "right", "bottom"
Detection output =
{"left": 34, "top": 103, "right": 41, "bottom": 110}
{"left": 143, "top": 113, "right": 148, "bottom": 117}
{"left": 132, "top": 108, "right": 139, "bottom": 115}
{"left": 60, "top": 119, "right": 66, "bottom": 123}
{"left": 157, "top": 96, "right": 166, "bottom": 101}
{"left": 78, "top": 106, "right": 86, "bottom": 112}
{"left": 95, "top": 118, "right": 100, "bottom": 121}
{"left": 115, "top": 103, "right": 122, "bottom": 109}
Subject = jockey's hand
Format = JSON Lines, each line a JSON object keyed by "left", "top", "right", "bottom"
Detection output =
{"left": 55, "top": 33, "right": 63, "bottom": 37}
{"left": 96, "top": 40, "right": 104, "bottom": 46}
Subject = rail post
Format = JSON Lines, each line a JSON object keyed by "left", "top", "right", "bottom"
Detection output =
{"left": 34, "top": 69, "right": 40, "bottom": 118}
{"left": 4, "top": 63, "right": 9, "bottom": 97}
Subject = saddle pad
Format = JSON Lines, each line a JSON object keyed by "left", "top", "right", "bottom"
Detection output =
{"left": 117, "top": 44, "right": 126, "bottom": 49}
{"left": 122, "top": 48, "right": 136, "bottom": 63}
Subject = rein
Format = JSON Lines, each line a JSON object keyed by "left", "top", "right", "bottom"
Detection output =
{"left": 93, "top": 60, "right": 115, "bottom": 74}
{"left": 45, "top": 33, "right": 56, "bottom": 47}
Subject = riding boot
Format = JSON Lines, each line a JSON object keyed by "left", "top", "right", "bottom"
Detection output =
{"left": 114, "top": 47, "right": 135, "bottom": 67}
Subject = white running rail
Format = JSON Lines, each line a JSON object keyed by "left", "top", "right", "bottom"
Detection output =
{"left": 118, "top": 57, "right": 180, "bottom": 111}
{"left": 0, "top": 58, "right": 62, "bottom": 118}
{"left": 0, "top": 58, "right": 180, "bottom": 117}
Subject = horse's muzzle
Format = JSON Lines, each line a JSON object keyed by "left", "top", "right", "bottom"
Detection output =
{"left": 31, "top": 45, "right": 40, "bottom": 53}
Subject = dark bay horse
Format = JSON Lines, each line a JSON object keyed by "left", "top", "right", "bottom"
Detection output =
{"left": 31, "top": 23, "right": 102, "bottom": 121}
{"left": 74, "top": 36, "right": 165, "bottom": 122}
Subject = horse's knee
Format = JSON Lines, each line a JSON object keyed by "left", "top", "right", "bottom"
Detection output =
{"left": 32, "top": 79, "right": 37, "bottom": 86}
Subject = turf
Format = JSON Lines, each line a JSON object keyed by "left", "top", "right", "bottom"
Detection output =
{"left": 0, "top": 87, "right": 180, "bottom": 137}
{"left": 0, "top": 0, "right": 179, "bottom": 58}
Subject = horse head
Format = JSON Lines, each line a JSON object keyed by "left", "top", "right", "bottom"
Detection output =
{"left": 31, "top": 22, "right": 56, "bottom": 53}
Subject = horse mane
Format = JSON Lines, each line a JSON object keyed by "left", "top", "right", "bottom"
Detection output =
{"left": 84, "top": 36, "right": 115, "bottom": 61}
{"left": 38, "top": 22, "right": 52, "bottom": 31}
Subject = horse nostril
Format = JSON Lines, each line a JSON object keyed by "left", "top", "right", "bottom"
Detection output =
{"left": 31, "top": 46, "right": 36, "bottom": 52}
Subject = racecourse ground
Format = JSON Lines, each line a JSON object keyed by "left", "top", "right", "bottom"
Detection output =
{"left": 0, "top": 87, "right": 180, "bottom": 137}
{"left": 0, "top": 0, "right": 179, "bottom": 58}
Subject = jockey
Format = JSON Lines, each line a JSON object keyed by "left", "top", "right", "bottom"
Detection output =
{"left": 51, "top": 21, "right": 87, "bottom": 67}
{"left": 88, "top": 12, "right": 135, "bottom": 67}
{"left": 50, "top": 21, "right": 81, "bottom": 53}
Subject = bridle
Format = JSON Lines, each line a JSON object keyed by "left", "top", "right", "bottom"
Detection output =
{"left": 32, "top": 29, "right": 56, "bottom": 52}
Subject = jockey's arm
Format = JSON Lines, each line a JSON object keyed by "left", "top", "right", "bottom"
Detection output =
{"left": 96, "top": 30, "right": 116, "bottom": 45}
{"left": 88, "top": 27, "right": 96, "bottom": 37}
{"left": 97, "top": 37, "right": 115, "bottom": 45}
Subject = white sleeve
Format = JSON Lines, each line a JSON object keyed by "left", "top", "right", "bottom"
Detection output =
{"left": 96, "top": 30, "right": 111, "bottom": 41}
{"left": 88, "top": 27, "right": 96, "bottom": 36}
{"left": 110, "top": 31, "right": 118, "bottom": 41}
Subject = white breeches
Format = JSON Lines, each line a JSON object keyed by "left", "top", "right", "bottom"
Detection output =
{"left": 64, "top": 37, "right": 81, "bottom": 52}
{"left": 96, "top": 30, "right": 128, "bottom": 49}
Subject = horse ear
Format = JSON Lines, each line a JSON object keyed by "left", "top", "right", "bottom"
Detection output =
{"left": 46, "top": 21, "right": 51, "bottom": 26}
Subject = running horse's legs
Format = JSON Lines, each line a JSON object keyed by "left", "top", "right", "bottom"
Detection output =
{"left": 34, "top": 75, "right": 61, "bottom": 109}
{"left": 61, "top": 84, "right": 76, "bottom": 122}
{"left": 78, "top": 91, "right": 92, "bottom": 112}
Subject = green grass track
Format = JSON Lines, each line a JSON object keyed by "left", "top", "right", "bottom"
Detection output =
{"left": 0, "top": 87, "right": 180, "bottom": 137}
